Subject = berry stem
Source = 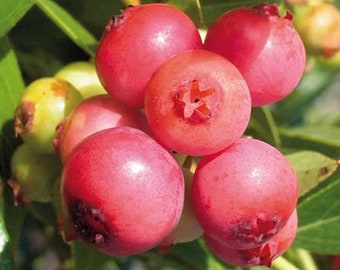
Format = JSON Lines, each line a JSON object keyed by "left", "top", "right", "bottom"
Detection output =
{"left": 295, "top": 248, "right": 319, "bottom": 270}
{"left": 272, "top": 256, "right": 300, "bottom": 270}
{"left": 182, "top": 155, "right": 198, "bottom": 173}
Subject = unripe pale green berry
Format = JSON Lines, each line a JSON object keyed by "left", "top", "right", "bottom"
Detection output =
{"left": 293, "top": 3, "right": 340, "bottom": 57}
{"left": 55, "top": 61, "right": 107, "bottom": 99}
{"left": 8, "top": 143, "right": 62, "bottom": 205}
{"left": 158, "top": 167, "right": 203, "bottom": 253}
{"left": 14, "top": 77, "right": 83, "bottom": 154}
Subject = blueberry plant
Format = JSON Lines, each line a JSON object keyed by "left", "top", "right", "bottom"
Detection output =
{"left": 0, "top": 0, "right": 339, "bottom": 270}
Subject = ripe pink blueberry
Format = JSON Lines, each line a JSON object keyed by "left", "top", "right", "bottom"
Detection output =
{"left": 205, "top": 209, "right": 298, "bottom": 268}
{"left": 60, "top": 126, "right": 184, "bottom": 256}
{"left": 95, "top": 3, "right": 203, "bottom": 108}
{"left": 54, "top": 94, "right": 148, "bottom": 163}
{"left": 144, "top": 49, "right": 251, "bottom": 156}
{"left": 191, "top": 138, "right": 298, "bottom": 250}
{"left": 204, "top": 3, "right": 306, "bottom": 106}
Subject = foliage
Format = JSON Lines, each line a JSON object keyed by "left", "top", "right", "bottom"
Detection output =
{"left": 0, "top": 0, "right": 339, "bottom": 269}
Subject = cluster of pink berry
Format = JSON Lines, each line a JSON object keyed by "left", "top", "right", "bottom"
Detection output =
{"left": 10, "top": 2, "right": 305, "bottom": 268}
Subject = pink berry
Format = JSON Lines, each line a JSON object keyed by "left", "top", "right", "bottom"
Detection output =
{"left": 191, "top": 138, "right": 298, "bottom": 249}
{"left": 54, "top": 94, "right": 148, "bottom": 162}
{"left": 204, "top": 4, "right": 306, "bottom": 106}
{"left": 60, "top": 126, "right": 184, "bottom": 256}
{"left": 144, "top": 49, "right": 251, "bottom": 156}
{"left": 205, "top": 209, "right": 298, "bottom": 267}
{"left": 95, "top": 3, "right": 203, "bottom": 108}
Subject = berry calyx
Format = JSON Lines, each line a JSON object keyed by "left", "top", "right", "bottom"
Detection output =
{"left": 204, "top": 209, "right": 298, "bottom": 268}
{"left": 174, "top": 79, "right": 215, "bottom": 123}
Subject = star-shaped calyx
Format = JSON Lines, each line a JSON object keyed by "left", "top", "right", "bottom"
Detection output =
{"left": 174, "top": 79, "right": 215, "bottom": 123}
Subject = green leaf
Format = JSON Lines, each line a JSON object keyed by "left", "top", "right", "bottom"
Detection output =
{"left": 0, "top": 36, "right": 25, "bottom": 131}
{"left": 72, "top": 241, "right": 119, "bottom": 270}
{"left": 28, "top": 202, "right": 57, "bottom": 226}
{"left": 0, "top": 36, "right": 26, "bottom": 265}
{"left": 279, "top": 126, "right": 340, "bottom": 160}
{"left": 35, "top": 0, "right": 98, "bottom": 57}
{"left": 294, "top": 170, "right": 340, "bottom": 254}
{"left": 0, "top": 212, "right": 13, "bottom": 270}
{"left": 272, "top": 63, "right": 339, "bottom": 126}
{"left": 0, "top": 36, "right": 25, "bottom": 180}
{"left": 199, "top": 0, "right": 280, "bottom": 26}
{"left": 286, "top": 151, "right": 339, "bottom": 197}
{"left": 247, "top": 106, "right": 281, "bottom": 147}
{"left": 167, "top": 239, "right": 220, "bottom": 270}
{"left": 2, "top": 185, "right": 26, "bottom": 262}
{"left": 165, "top": 0, "right": 280, "bottom": 27}
{"left": 165, "top": 0, "right": 205, "bottom": 27}
{"left": 0, "top": 0, "right": 35, "bottom": 38}
{"left": 0, "top": 182, "right": 14, "bottom": 270}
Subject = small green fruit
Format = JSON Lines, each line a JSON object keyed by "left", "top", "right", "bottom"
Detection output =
{"left": 14, "top": 77, "right": 83, "bottom": 154}
{"left": 293, "top": 3, "right": 340, "bottom": 56}
{"left": 55, "top": 61, "right": 107, "bottom": 99}
{"left": 158, "top": 167, "right": 203, "bottom": 253}
{"left": 8, "top": 143, "right": 62, "bottom": 205}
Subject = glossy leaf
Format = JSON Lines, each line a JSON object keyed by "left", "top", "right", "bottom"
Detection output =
{"left": 280, "top": 127, "right": 340, "bottom": 160}
{"left": 247, "top": 106, "right": 282, "bottom": 147}
{"left": 72, "top": 241, "right": 119, "bottom": 270}
{"left": 0, "top": 182, "right": 14, "bottom": 270}
{"left": 272, "top": 64, "right": 339, "bottom": 126}
{"left": 2, "top": 192, "right": 26, "bottom": 264}
{"left": 198, "top": 0, "right": 279, "bottom": 26}
{"left": 0, "top": 36, "right": 25, "bottom": 180}
{"left": 167, "top": 239, "right": 220, "bottom": 270}
{"left": 0, "top": 213, "right": 12, "bottom": 270}
{"left": 0, "top": 0, "right": 34, "bottom": 38}
{"left": 0, "top": 37, "right": 25, "bottom": 132}
{"left": 294, "top": 170, "right": 340, "bottom": 254}
{"left": 0, "top": 36, "right": 28, "bottom": 269}
{"left": 35, "top": 0, "right": 98, "bottom": 57}
{"left": 165, "top": 0, "right": 205, "bottom": 27}
{"left": 286, "top": 151, "right": 339, "bottom": 197}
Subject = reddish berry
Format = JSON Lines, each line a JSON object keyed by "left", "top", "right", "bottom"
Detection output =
{"left": 204, "top": 4, "right": 306, "bottom": 106}
{"left": 191, "top": 138, "right": 298, "bottom": 249}
{"left": 61, "top": 126, "right": 184, "bottom": 256}
{"left": 54, "top": 94, "right": 148, "bottom": 162}
{"left": 332, "top": 255, "right": 340, "bottom": 270}
{"left": 95, "top": 3, "right": 203, "bottom": 108}
{"left": 144, "top": 50, "right": 251, "bottom": 156}
{"left": 205, "top": 209, "right": 298, "bottom": 267}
